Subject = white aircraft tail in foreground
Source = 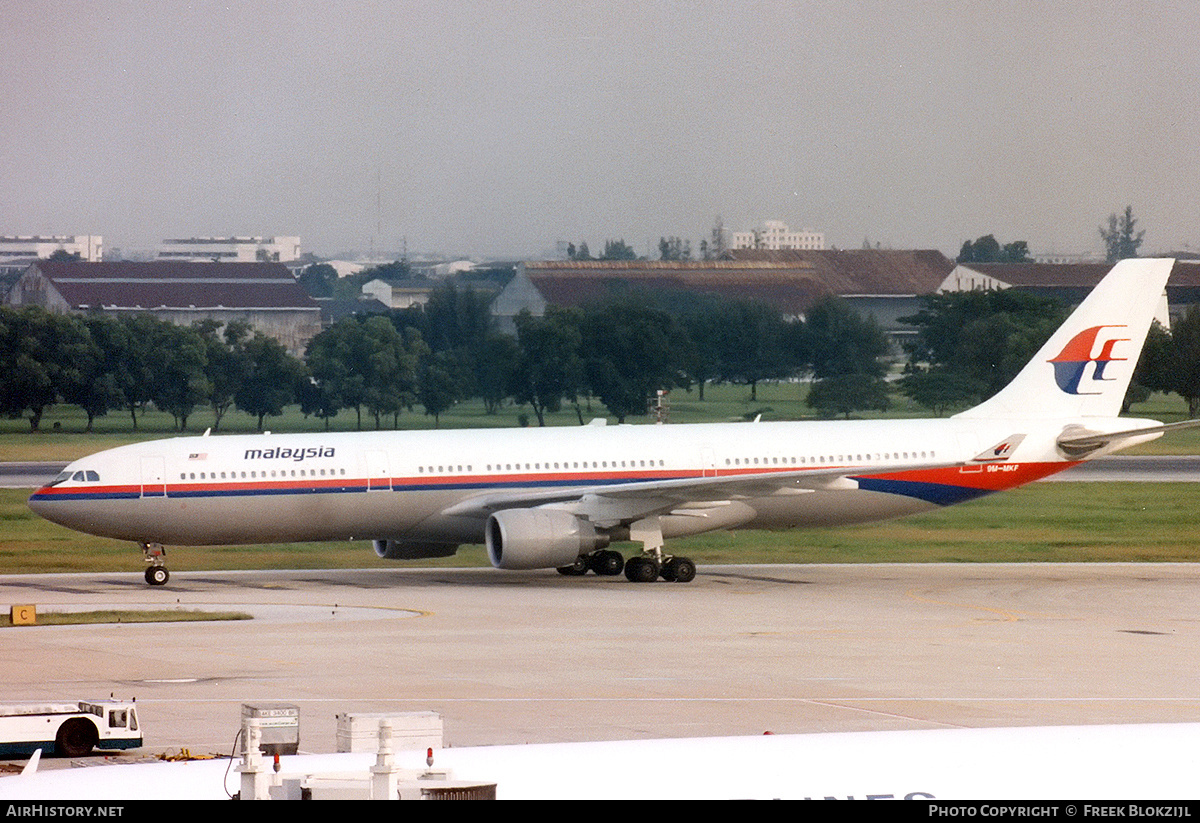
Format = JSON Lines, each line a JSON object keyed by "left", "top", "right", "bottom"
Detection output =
{"left": 28, "top": 259, "right": 1190, "bottom": 584}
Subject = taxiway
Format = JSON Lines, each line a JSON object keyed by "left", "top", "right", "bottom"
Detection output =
{"left": 1, "top": 563, "right": 1198, "bottom": 759}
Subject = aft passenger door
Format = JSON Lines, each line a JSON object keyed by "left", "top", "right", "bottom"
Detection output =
{"left": 365, "top": 450, "right": 391, "bottom": 491}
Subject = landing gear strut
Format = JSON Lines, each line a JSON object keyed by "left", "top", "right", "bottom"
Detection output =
{"left": 141, "top": 542, "right": 170, "bottom": 586}
{"left": 626, "top": 517, "right": 696, "bottom": 583}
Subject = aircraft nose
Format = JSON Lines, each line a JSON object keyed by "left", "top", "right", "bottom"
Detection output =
{"left": 27, "top": 487, "right": 58, "bottom": 521}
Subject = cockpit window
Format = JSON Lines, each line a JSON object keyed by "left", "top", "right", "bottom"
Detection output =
{"left": 47, "top": 470, "right": 99, "bottom": 486}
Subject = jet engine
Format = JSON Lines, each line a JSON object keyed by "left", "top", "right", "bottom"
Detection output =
{"left": 485, "top": 509, "right": 607, "bottom": 570}
{"left": 373, "top": 539, "right": 459, "bottom": 560}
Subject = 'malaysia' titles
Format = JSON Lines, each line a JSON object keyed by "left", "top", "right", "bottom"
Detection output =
{"left": 244, "top": 447, "right": 335, "bottom": 462}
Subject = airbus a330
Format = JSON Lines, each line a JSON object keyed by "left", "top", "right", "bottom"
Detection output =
{"left": 28, "top": 258, "right": 1188, "bottom": 585}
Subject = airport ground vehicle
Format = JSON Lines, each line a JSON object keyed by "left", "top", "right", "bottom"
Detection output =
{"left": 0, "top": 700, "right": 142, "bottom": 758}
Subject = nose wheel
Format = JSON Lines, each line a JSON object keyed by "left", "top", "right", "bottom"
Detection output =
{"left": 141, "top": 542, "right": 170, "bottom": 586}
{"left": 144, "top": 566, "right": 170, "bottom": 586}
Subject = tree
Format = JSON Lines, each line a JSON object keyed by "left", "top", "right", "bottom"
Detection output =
{"left": 412, "top": 282, "right": 493, "bottom": 354}
{"left": 713, "top": 300, "right": 792, "bottom": 401}
{"left": 196, "top": 319, "right": 251, "bottom": 430}
{"left": 112, "top": 315, "right": 159, "bottom": 430}
{"left": 956, "top": 235, "right": 1030, "bottom": 264}
{"left": 513, "top": 308, "right": 584, "bottom": 426}
{"left": 0, "top": 308, "right": 75, "bottom": 431}
{"left": 806, "top": 373, "right": 890, "bottom": 418}
{"left": 707, "top": 216, "right": 727, "bottom": 260}
{"left": 473, "top": 333, "right": 521, "bottom": 414}
{"left": 677, "top": 295, "right": 728, "bottom": 400}
{"left": 1126, "top": 321, "right": 1172, "bottom": 412}
{"left": 305, "top": 318, "right": 362, "bottom": 427}
{"left": 600, "top": 239, "right": 637, "bottom": 260}
{"left": 658, "top": 236, "right": 691, "bottom": 261}
{"left": 298, "top": 263, "right": 339, "bottom": 298}
{"left": 418, "top": 350, "right": 470, "bottom": 427}
{"left": 579, "top": 301, "right": 693, "bottom": 423}
{"left": 1100, "top": 206, "right": 1145, "bottom": 263}
{"left": 235, "top": 333, "right": 302, "bottom": 430}
{"left": 799, "top": 298, "right": 891, "bottom": 418}
{"left": 899, "top": 368, "right": 985, "bottom": 416}
{"left": 145, "top": 321, "right": 209, "bottom": 431}
{"left": 69, "top": 315, "right": 126, "bottom": 431}
{"left": 801, "top": 298, "right": 890, "bottom": 380}
{"left": 901, "top": 289, "right": 1067, "bottom": 400}
{"left": 361, "top": 317, "right": 421, "bottom": 429}
{"left": 1136, "top": 309, "right": 1200, "bottom": 418}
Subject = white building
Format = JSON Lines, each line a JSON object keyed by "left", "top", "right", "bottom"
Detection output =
{"left": 157, "top": 236, "right": 301, "bottom": 263}
{"left": 731, "top": 221, "right": 824, "bottom": 251}
{"left": 0, "top": 235, "right": 103, "bottom": 275}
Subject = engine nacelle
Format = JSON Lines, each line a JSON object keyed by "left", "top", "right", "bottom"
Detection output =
{"left": 373, "top": 539, "right": 459, "bottom": 560}
{"left": 485, "top": 509, "right": 606, "bottom": 570}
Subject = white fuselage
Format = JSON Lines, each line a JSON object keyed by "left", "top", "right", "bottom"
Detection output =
{"left": 28, "top": 416, "right": 1149, "bottom": 550}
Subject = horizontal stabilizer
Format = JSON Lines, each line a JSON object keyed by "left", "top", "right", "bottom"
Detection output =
{"left": 1056, "top": 419, "right": 1200, "bottom": 457}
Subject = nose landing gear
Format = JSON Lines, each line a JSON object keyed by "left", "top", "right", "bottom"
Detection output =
{"left": 141, "top": 542, "right": 170, "bottom": 586}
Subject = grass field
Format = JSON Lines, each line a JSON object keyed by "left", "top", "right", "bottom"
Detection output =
{"left": 1, "top": 384, "right": 1197, "bottom": 462}
{"left": 3, "top": 481, "right": 1196, "bottom": 575}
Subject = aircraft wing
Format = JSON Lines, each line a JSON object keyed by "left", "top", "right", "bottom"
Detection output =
{"left": 439, "top": 457, "right": 968, "bottom": 523}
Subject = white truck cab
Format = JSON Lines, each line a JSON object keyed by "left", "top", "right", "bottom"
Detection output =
{"left": 0, "top": 700, "right": 142, "bottom": 758}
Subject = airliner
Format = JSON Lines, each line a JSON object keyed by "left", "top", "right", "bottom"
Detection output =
{"left": 27, "top": 258, "right": 1189, "bottom": 586}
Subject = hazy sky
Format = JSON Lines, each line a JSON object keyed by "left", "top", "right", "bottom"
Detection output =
{"left": 3, "top": 1, "right": 1198, "bottom": 259}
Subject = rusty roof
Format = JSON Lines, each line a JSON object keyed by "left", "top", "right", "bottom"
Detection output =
{"left": 957, "top": 260, "right": 1200, "bottom": 288}
{"left": 524, "top": 259, "right": 827, "bottom": 315}
{"left": 30, "top": 261, "right": 319, "bottom": 311}
{"left": 722, "top": 249, "right": 953, "bottom": 294}
{"left": 522, "top": 250, "right": 952, "bottom": 315}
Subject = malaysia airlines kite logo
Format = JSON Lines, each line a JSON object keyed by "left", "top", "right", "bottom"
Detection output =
{"left": 1048, "top": 325, "right": 1130, "bottom": 395}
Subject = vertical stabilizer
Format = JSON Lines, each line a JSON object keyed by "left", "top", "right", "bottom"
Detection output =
{"left": 955, "top": 258, "right": 1174, "bottom": 420}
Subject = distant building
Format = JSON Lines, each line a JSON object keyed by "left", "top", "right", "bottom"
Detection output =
{"left": 0, "top": 235, "right": 103, "bottom": 275}
{"left": 938, "top": 261, "right": 1200, "bottom": 329}
{"left": 731, "top": 221, "right": 824, "bottom": 251}
{"left": 5, "top": 261, "right": 321, "bottom": 354}
{"left": 360, "top": 279, "right": 435, "bottom": 310}
{"left": 157, "top": 236, "right": 301, "bottom": 263}
{"left": 493, "top": 249, "right": 952, "bottom": 339}
{"left": 1031, "top": 250, "right": 1106, "bottom": 265}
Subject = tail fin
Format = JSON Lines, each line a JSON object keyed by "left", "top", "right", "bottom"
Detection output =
{"left": 955, "top": 258, "right": 1173, "bottom": 420}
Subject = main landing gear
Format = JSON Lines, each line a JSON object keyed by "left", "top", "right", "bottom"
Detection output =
{"left": 555, "top": 549, "right": 697, "bottom": 582}
{"left": 556, "top": 516, "right": 697, "bottom": 583}
{"left": 141, "top": 542, "right": 170, "bottom": 586}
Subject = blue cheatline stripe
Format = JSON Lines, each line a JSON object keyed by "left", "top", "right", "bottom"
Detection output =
{"left": 31, "top": 473, "right": 697, "bottom": 503}
{"left": 854, "top": 476, "right": 997, "bottom": 506}
{"left": 28, "top": 490, "right": 140, "bottom": 502}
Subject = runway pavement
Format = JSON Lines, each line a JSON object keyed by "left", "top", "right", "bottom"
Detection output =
{"left": 2, "top": 563, "right": 1199, "bottom": 761}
